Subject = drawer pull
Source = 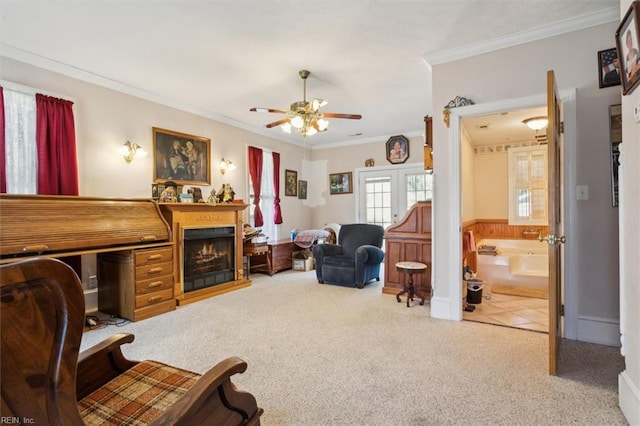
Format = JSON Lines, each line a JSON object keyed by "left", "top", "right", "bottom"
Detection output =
{"left": 147, "top": 254, "right": 163, "bottom": 261}
{"left": 140, "top": 235, "right": 157, "bottom": 241}
{"left": 22, "top": 244, "right": 49, "bottom": 253}
{"left": 148, "top": 296, "right": 163, "bottom": 303}
{"left": 147, "top": 281, "right": 164, "bottom": 289}
{"left": 147, "top": 267, "right": 164, "bottom": 274}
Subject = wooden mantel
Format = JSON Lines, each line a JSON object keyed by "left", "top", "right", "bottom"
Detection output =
{"left": 158, "top": 202, "right": 250, "bottom": 306}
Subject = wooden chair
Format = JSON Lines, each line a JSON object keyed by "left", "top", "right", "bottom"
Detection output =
{"left": 0, "top": 258, "right": 263, "bottom": 425}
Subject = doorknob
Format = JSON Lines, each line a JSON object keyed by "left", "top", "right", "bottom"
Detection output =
{"left": 538, "top": 234, "right": 566, "bottom": 245}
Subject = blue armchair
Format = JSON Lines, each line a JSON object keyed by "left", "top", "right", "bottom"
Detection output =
{"left": 312, "top": 223, "right": 385, "bottom": 288}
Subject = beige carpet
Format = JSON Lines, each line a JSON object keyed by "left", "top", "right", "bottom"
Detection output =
{"left": 81, "top": 269, "right": 627, "bottom": 425}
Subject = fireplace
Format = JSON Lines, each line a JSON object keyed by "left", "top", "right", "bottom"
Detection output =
{"left": 182, "top": 226, "right": 235, "bottom": 293}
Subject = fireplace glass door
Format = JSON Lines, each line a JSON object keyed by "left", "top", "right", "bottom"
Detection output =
{"left": 182, "top": 226, "right": 235, "bottom": 292}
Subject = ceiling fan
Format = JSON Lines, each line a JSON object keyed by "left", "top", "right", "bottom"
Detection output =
{"left": 250, "top": 70, "right": 362, "bottom": 137}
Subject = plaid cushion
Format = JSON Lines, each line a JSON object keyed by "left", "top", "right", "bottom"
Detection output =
{"left": 78, "top": 360, "right": 201, "bottom": 426}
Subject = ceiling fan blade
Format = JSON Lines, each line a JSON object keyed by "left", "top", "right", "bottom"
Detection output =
{"left": 250, "top": 107, "right": 289, "bottom": 114}
{"left": 322, "top": 112, "right": 362, "bottom": 120}
{"left": 265, "top": 118, "right": 291, "bottom": 129}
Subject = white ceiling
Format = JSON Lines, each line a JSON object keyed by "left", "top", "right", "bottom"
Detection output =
{"left": 0, "top": 1, "right": 618, "bottom": 148}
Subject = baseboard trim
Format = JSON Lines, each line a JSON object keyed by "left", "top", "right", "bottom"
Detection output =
{"left": 619, "top": 370, "right": 640, "bottom": 426}
{"left": 430, "top": 296, "right": 459, "bottom": 320}
{"left": 576, "top": 315, "right": 620, "bottom": 347}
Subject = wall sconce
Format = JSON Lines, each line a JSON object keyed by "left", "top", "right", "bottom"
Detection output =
{"left": 118, "top": 141, "right": 147, "bottom": 163}
{"left": 219, "top": 158, "right": 236, "bottom": 175}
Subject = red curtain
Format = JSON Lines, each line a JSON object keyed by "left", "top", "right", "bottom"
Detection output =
{"left": 35, "top": 94, "right": 78, "bottom": 195}
{"left": 248, "top": 146, "right": 264, "bottom": 226}
{"left": 272, "top": 151, "right": 283, "bottom": 224}
{"left": 0, "top": 87, "right": 5, "bottom": 193}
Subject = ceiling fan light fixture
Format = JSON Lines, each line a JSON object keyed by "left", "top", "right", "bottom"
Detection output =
{"left": 317, "top": 118, "right": 329, "bottom": 131}
{"left": 311, "top": 99, "right": 327, "bottom": 110}
{"left": 281, "top": 122, "right": 292, "bottom": 133}
{"left": 291, "top": 115, "right": 304, "bottom": 128}
{"left": 523, "top": 116, "right": 548, "bottom": 131}
{"left": 250, "top": 69, "right": 361, "bottom": 138}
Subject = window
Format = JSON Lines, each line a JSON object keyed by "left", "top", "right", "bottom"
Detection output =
{"left": 248, "top": 148, "right": 278, "bottom": 242}
{"left": 405, "top": 172, "right": 433, "bottom": 210}
{"left": 3, "top": 88, "right": 37, "bottom": 194}
{"left": 508, "top": 146, "right": 547, "bottom": 225}
{"left": 358, "top": 166, "right": 432, "bottom": 229}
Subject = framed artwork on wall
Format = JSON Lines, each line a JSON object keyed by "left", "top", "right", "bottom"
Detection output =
{"left": 329, "top": 172, "right": 352, "bottom": 195}
{"left": 285, "top": 169, "right": 298, "bottom": 196}
{"left": 386, "top": 135, "right": 409, "bottom": 164}
{"left": 616, "top": 0, "right": 640, "bottom": 95}
{"left": 153, "top": 127, "right": 210, "bottom": 185}
{"left": 598, "top": 47, "right": 621, "bottom": 88}
{"left": 298, "top": 180, "right": 308, "bottom": 199}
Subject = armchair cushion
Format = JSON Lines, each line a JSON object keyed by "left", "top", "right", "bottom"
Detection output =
{"left": 79, "top": 360, "right": 199, "bottom": 425}
{"left": 312, "top": 223, "right": 385, "bottom": 288}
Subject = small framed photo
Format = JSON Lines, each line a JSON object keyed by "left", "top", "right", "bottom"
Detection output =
{"left": 329, "top": 172, "right": 352, "bottom": 195}
{"left": 598, "top": 48, "right": 621, "bottom": 88}
{"left": 386, "top": 135, "right": 409, "bottom": 164}
{"left": 616, "top": 1, "right": 640, "bottom": 95}
{"left": 153, "top": 127, "right": 211, "bottom": 186}
{"left": 151, "top": 183, "right": 160, "bottom": 200}
{"left": 285, "top": 169, "right": 298, "bottom": 197}
{"left": 298, "top": 180, "right": 308, "bottom": 200}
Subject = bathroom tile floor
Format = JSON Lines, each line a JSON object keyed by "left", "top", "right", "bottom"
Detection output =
{"left": 463, "top": 287, "right": 548, "bottom": 333}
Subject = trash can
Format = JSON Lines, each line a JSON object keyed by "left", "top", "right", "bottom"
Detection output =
{"left": 466, "top": 279, "right": 484, "bottom": 304}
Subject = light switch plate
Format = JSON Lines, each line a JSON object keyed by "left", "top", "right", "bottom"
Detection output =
{"left": 577, "top": 185, "right": 589, "bottom": 200}
{"left": 635, "top": 101, "right": 640, "bottom": 123}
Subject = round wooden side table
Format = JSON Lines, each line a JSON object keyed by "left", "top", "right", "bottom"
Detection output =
{"left": 395, "top": 261, "right": 428, "bottom": 307}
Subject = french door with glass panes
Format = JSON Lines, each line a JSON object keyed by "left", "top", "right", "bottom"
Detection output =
{"left": 357, "top": 165, "right": 432, "bottom": 229}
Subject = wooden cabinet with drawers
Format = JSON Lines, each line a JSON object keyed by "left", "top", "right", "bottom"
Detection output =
{"left": 250, "top": 241, "right": 295, "bottom": 275}
{"left": 98, "top": 245, "right": 176, "bottom": 321}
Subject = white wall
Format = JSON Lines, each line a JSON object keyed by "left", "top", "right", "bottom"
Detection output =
{"left": 618, "top": 0, "right": 640, "bottom": 422}
{"left": 460, "top": 127, "right": 476, "bottom": 223}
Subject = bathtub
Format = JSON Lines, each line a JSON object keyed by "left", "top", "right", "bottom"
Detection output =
{"left": 476, "top": 239, "right": 549, "bottom": 298}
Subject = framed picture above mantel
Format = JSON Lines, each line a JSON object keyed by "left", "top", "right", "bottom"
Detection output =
{"left": 153, "top": 127, "right": 211, "bottom": 186}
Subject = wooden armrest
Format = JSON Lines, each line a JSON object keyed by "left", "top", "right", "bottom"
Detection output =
{"left": 76, "top": 333, "right": 138, "bottom": 400}
{"left": 149, "top": 356, "right": 263, "bottom": 426}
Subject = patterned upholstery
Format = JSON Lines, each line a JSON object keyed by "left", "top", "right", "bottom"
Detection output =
{"left": 79, "top": 360, "right": 200, "bottom": 426}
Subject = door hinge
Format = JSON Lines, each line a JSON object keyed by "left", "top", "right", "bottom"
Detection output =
{"left": 560, "top": 304, "right": 564, "bottom": 316}
{"left": 560, "top": 121, "right": 564, "bottom": 133}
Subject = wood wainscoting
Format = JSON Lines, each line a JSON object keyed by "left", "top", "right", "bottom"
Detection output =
{"left": 462, "top": 219, "right": 549, "bottom": 272}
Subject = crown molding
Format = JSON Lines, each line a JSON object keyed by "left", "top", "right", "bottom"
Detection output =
{"left": 423, "top": 7, "right": 619, "bottom": 66}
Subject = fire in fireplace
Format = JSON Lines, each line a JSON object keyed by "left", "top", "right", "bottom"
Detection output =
{"left": 183, "top": 226, "right": 235, "bottom": 292}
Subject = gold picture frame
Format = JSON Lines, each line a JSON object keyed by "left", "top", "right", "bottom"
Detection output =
{"left": 329, "top": 172, "right": 353, "bottom": 195}
{"left": 285, "top": 169, "right": 298, "bottom": 197}
{"left": 153, "top": 127, "right": 211, "bottom": 186}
